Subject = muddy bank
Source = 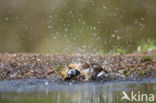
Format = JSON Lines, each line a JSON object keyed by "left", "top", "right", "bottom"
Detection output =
{"left": 0, "top": 51, "right": 156, "bottom": 81}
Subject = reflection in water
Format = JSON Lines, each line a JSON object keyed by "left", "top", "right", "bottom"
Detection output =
{"left": 0, "top": 79, "right": 156, "bottom": 103}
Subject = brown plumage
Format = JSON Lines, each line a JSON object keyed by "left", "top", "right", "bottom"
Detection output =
{"left": 60, "top": 66, "right": 69, "bottom": 79}
{"left": 60, "top": 64, "right": 81, "bottom": 79}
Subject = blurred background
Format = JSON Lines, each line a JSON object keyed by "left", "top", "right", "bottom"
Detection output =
{"left": 0, "top": 0, "right": 156, "bottom": 54}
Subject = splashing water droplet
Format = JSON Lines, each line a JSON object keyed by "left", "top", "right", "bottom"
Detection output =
{"left": 103, "top": 6, "right": 106, "bottom": 9}
{"left": 5, "top": 17, "right": 8, "bottom": 21}
{"left": 48, "top": 25, "right": 52, "bottom": 29}
{"left": 117, "top": 36, "right": 120, "bottom": 40}
{"left": 112, "top": 34, "right": 116, "bottom": 38}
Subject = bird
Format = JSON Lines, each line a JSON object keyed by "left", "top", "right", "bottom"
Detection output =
{"left": 60, "top": 62, "right": 95, "bottom": 81}
{"left": 60, "top": 63, "right": 81, "bottom": 80}
{"left": 60, "top": 66, "right": 69, "bottom": 79}
{"left": 68, "top": 69, "right": 80, "bottom": 79}
{"left": 80, "top": 68, "right": 92, "bottom": 81}
{"left": 68, "top": 63, "right": 82, "bottom": 71}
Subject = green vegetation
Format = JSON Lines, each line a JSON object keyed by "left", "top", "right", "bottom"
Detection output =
{"left": 96, "top": 48, "right": 126, "bottom": 55}
{"left": 138, "top": 40, "right": 156, "bottom": 52}
{"left": 138, "top": 70, "right": 145, "bottom": 77}
{"left": 147, "top": 68, "right": 152, "bottom": 73}
{"left": 141, "top": 56, "right": 153, "bottom": 62}
{"left": 54, "top": 62, "right": 64, "bottom": 71}
{"left": 116, "top": 48, "right": 126, "bottom": 55}
{"left": 57, "top": 64, "right": 63, "bottom": 71}
{"left": 123, "top": 68, "right": 131, "bottom": 76}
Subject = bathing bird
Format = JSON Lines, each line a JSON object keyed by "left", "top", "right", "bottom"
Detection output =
{"left": 60, "top": 63, "right": 94, "bottom": 81}
{"left": 60, "top": 63, "right": 81, "bottom": 80}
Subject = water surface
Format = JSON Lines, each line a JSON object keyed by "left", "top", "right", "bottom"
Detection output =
{"left": 0, "top": 79, "right": 156, "bottom": 103}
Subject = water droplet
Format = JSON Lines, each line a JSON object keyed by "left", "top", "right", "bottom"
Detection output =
{"left": 53, "top": 36, "right": 57, "bottom": 39}
{"left": 51, "top": 6, "right": 55, "bottom": 10}
{"left": 141, "top": 18, "right": 144, "bottom": 21}
{"left": 15, "top": 17, "right": 19, "bottom": 19}
{"left": 49, "top": 15, "right": 53, "bottom": 18}
{"left": 82, "top": 21, "right": 86, "bottom": 25}
{"left": 64, "top": 34, "right": 67, "bottom": 38}
{"left": 117, "top": 36, "right": 120, "bottom": 40}
{"left": 83, "top": 45, "right": 87, "bottom": 48}
{"left": 73, "top": 37, "right": 76, "bottom": 40}
{"left": 56, "top": 32, "right": 59, "bottom": 35}
{"left": 91, "top": 2, "right": 94, "bottom": 6}
{"left": 137, "top": 46, "right": 141, "bottom": 51}
{"left": 5, "top": 17, "right": 8, "bottom": 21}
{"left": 114, "top": 29, "right": 119, "bottom": 33}
{"left": 103, "top": 6, "right": 106, "bottom": 9}
{"left": 112, "top": 34, "right": 116, "bottom": 38}
{"left": 69, "top": 10, "right": 72, "bottom": 14}
{"left": 97, "top": 21, "right": 101, "bottom": 24}
{"left": 65, "top": 28, "right": 68, "bottom": 31}
{"left": 48, "top": 25, "right": 52, "bottom": 29}
{"left": 135, "top": 19, "right": 138, "bottom": 24}
{"left": 93, "top": 27, "right": 96, "bottom": 30}
{"left": 45, "top": 82, "right": 48, "bottom": 86}
{"left": 93, "top": 33, "right": 96, "bottom": 37}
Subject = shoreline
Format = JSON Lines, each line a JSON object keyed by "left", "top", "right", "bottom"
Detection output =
{"left": 0, "top": 51, "right": 156, "bottom": 81}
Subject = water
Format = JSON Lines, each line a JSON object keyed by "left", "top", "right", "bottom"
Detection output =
{"left": 0, "top": 0, "right": 156, "bottom": 53}
{"left": 0, "top": 1, "right": 156, "bottom": 102}
{"left": 0, "top": 79, "right": 156, "bottom": 103}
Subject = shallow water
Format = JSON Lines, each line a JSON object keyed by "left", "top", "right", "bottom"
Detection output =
{"left": 0, "top": 79, "right": 156, "bottom": 103}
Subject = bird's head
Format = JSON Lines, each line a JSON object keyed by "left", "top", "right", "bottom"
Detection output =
{"left": 68, "top": 64, "right": 79, "bottom": 69}
{"left": 60, "top": 63, "right": 81, "bottom": 79}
